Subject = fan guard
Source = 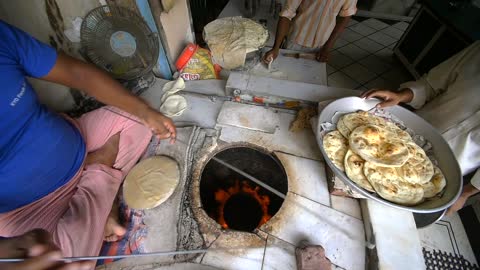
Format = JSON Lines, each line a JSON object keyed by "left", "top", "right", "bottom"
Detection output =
{"left": 81, "top": 6, "right": 159, "bottom": 80}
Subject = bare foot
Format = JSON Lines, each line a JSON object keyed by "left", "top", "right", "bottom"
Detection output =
{"left": 103, "top": 198, "right": 126, "bottom": 242}
{"left": 85, "top": 133, "right": 120, "bottom": 167}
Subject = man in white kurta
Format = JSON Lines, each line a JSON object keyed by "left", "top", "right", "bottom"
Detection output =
{"left": 362, "top": 41, "right": 480, "bottom": 213}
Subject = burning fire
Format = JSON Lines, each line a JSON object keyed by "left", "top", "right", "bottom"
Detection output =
{"left": 214, "top": 180, "right": 271, "bottom": 229}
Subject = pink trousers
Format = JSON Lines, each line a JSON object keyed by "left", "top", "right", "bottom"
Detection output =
{"left": 0, "top": 107, "right": 151, "bottom": 258}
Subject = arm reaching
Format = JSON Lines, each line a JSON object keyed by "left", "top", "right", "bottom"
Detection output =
{"left": 41, "top": 53, "right": 176, "bottom": 143}
{"left": 263, "top": 17, "right": 291, "bottom": 64}
{"left": 262, "top": 0, "right": 302, "bottom": 64}
{"left": 360, "top": 88, "right": 414, "bottom": 108}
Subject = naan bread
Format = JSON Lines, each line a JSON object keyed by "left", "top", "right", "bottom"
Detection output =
{"left": 364, "top": 162, "right": 424, "bottom": 205}
{"left": 123, "top": 156, "right": 180, "bottom": 210}
{"left": 344, "top": 150, "right": 375, "bottom": 192}
{"left": 422, "top": 166, "right": 447, "bottom": 198}
{"left": 323, "top": 130, "right": 348, "bottom": 171}
{"left": 383, "top": 121, "right": 412, "bottom": 142}
{"left": 337, "top": 117, "right": 350, "bottom": 138}
{"left": 396, "top": 142, "right": 434, "bottom": 184}
{"left": 340, "top": 112, "right": 378, "bottom": 133}
{"left": 349, "top": 125, "right": 410, "bottom": 167}
{"left": 340, "top": 111, "right": 412, "bottom": 142}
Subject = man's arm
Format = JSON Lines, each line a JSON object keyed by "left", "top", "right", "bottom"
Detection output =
{"left": 400, "top": 42, "right": 479, "bottom": 109}
{"left": 316, "top": 16, "right": 350, "bottom": 62}
{"left": 272, "top": 17, "right": 291, "bottom": 52}
{"left": 41, "top": 53, "right": 176, "bottom": 142}
{"left": 262, "top": 0, "right": 302, "bottom": 64}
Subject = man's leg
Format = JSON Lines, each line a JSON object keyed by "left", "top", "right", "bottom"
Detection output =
{"left": 53, "top": 107, "right": 152, "bottom": 257}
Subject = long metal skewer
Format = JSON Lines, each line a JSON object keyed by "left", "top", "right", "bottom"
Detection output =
{"left": 0, "top": 246, "right": 252, "bottom": 263}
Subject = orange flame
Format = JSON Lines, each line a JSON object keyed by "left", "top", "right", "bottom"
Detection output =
{"left": 214, "top": 180, "right": 271, "bottom": 229}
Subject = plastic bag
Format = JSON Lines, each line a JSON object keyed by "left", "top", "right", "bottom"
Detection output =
{"left": 176, "top": 44, "right": 220, "bottom": 80}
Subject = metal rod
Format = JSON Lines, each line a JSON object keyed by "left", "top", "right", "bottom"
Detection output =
{"left": 210, "top": 157, "right": 286, "bottom": 199}
{"left": 0, "top": 246, "right": 250, "bottom": 263}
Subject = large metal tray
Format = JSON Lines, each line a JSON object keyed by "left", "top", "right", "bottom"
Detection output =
{"left": 317, "top": 97, "right": 462, "bottom": 213}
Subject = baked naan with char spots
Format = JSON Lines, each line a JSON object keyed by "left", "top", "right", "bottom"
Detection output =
{"left": 422, "top": 166, "right": 447, "bottom": 198}
{"left": 323, "top": 130, "right": 348, "bottom": 171}
{"left": 364, "top": 162, "right": 424, "bottom": 206}
{"left": 396, "top": 142, "right": 434, "bottom": 184}
{"left": 344, "top": 150, "right": 375, "bottom": 192}
{"left": 336, "top": 117, "right": 351, "bottom": 138}
{"left": 349, "top": 125, "right": 410, "bottom": 167}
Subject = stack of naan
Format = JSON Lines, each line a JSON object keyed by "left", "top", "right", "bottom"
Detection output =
{"left": 323, "top": 111, "right": 446, "bottom": 206}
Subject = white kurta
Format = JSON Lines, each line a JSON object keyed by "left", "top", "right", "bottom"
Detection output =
{"left": 400, "top": 41, "right": 480, "bottom": 189}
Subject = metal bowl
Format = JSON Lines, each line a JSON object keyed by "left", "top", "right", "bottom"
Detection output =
{"left": 414, "top": 209, "right": 446, "bottom": 228}
{"left": 316, "top": 97, "right": 462, "bottom": 213}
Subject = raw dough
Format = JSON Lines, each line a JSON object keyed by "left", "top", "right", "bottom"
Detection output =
{"left": 204, "top": 17, "right": 268, "bottom": 69}
{"left": 123, "top": 156, "right": 180, "bottom": 209}
{"left": 160, "top": 95, "right": 187, "bottom": 117}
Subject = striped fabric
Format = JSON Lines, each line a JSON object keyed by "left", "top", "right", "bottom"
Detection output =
{"left": 280, "top": 0, "right": 357, "bottom": 48}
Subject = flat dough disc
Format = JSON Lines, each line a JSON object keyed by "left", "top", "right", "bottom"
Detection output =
{"left": 123, "top": 156, "right": 180, "bottom": 210}
{"left": 323, "top": 130, "right": 348, "bottom": 171}
{"left": 364, "top": 162, "right": 424, "bottom": 206}
{"left": 422, "top": 166, "right": 447, "bottom": 198}
{"left": 160, "top": 95, "right": 187, "bottom": 117}
{"left": 344, "top": 150, "right": 375, "bottom": 192}
{"left": 349, "top": 124, "right": 409, "bottom": 167}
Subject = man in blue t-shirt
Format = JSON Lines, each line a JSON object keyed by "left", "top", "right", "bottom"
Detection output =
{"left": 0, "top": 20, "right": 176, "bottom": 266}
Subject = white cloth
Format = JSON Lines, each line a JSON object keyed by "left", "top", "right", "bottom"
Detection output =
{"left": 400, "top": 41, "right": 480, "bottom": 189}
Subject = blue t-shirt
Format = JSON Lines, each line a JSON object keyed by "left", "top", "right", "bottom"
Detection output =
{"left": 0, "top": 21, "right": 86, "bottom": 213}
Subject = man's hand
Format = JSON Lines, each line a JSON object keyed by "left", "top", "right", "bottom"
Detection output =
{"left": 360, "top": 88, "right": 414, "bottom": 108}
{"left": 316, "top": 47, "right": 330, "bottom": 62}
{"left": 142, "top": 108, "right": 177, "bottom": 143}
{"left": 263, "top": 48, "right": 279, "bottom": 65}
{"left": 0, "top": 229, "right": 92, "bottom": 270}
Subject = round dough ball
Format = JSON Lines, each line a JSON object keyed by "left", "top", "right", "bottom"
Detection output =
{"left": 323, "top": 130, "right": 348, "bottom": 171}
{"left": 123, "top": 156, "right": 180, "bottom": 210}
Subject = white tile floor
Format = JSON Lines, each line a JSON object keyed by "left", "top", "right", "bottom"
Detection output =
{"left": 328, "top": 18, "right": 413, "bottom": 91}
{"left": 418, "top": 213, "right": 478, "bottom": 267}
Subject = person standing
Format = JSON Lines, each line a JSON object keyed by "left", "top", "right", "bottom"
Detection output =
{"left": 361, "top": 41, "right": 480, "bottom": 214}
{"left": 263, "top": 0, "right": 357, "bottom": 63}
